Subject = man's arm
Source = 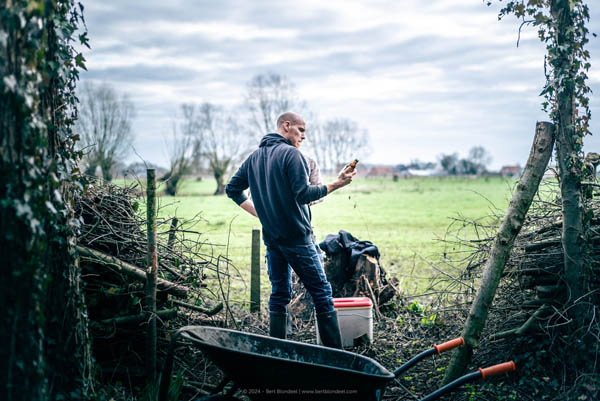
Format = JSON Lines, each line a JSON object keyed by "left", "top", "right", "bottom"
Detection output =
{"left": 239, "top": 199, "right": 258, "bottom": 218}
{"left": 225, "top": 161, "right": 259, "bottom": 218}
{"left": 225, "top": 161, "right": 249, "bottom": 205}
{"left": 287, "top": 150, "right": 355, "bottom": 202}
{"left": 326, "top": 167, "right": 355, "bottom": 194}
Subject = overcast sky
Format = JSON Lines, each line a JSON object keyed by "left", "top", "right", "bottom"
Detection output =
{"left": 79, "top": 0, "right": 600, "bottom": 170}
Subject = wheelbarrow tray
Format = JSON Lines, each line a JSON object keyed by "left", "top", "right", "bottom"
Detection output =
{"left": 179, "top": 326, "right": 394, "bottom": 400}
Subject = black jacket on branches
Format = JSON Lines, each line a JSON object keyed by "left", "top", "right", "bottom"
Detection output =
{"left": 226, "top": 133, "right": 328, "bottom": 246}
{"left": 319, "top": 230, "right": 380, "bottom": 279}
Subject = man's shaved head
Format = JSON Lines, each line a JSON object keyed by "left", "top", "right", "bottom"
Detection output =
{"left": 276, "top": 111, "right": 306, "bottom": 148}
{"left": 276, "top": 112, "right": 303, "bottom": 128}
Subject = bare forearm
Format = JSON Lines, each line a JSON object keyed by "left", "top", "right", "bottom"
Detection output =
{"left": 326, "top": 181, "right": 344, "bottom": 195}
{"left": 326, "top": 169, "right": 356, "bottom": 195}
{"left": 239, "top": 199, "right": 258, "bottom": 217}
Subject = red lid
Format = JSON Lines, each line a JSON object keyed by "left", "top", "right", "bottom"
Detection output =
{"left": 333, "top": 297, "right": 373, "bottom": 308}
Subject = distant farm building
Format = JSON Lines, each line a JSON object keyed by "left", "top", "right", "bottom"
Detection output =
{"left": 367, "top": 166, "right": 396, "bottom": 177}
{"left": 500, "top": 165, "right": 522, "bottom": 177}
{"left": 407, "top": 168, "right": 439, "bottom": 177}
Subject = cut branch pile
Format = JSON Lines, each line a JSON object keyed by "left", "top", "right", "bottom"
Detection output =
{"left": 459, "top": 183, "right": 600, "bottom": 342}
{"left": 74, "top": 180, "right": 224, "bottom": 380}
{"left": 432, "top": 180, "right": 600, "bottom": 399}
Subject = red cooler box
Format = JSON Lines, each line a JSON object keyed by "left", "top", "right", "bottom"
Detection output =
{"left": 316, "top": 297, "right": 373, "bottom": 348}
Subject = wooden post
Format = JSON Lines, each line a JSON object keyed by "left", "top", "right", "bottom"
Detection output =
{"left": 443, "top": 122, "right": 555, "bottom": 384}
{"left": 167, "top": 217, "right": 178, "bottom": 251}
{"left": 250, "top": 228, "right": 261, "bottom": 313}
{"left": 145, "top": 169, "right": 158, "bottom": 383}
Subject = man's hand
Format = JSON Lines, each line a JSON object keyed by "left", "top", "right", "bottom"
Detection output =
{"left": 326, "top": 166, "right": 356, "bottom": 194}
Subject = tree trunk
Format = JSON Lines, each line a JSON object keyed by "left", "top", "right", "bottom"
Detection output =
{"left": 165, "top": 171, "right": 181, "bottom": 196}
{"left": 101, "top": 158, "right": 114, "bottom": 181}
{"left": 214, "top": 169, "right": 225, "bottom": 195}
{"left": 443, "top": 122, "right": 555, "bottom": 383}
{"left": 551, "top": 0, "right": 587, "bottom": 332}
{"left": 85, "top": 162, "right": 99, "bottom": 178}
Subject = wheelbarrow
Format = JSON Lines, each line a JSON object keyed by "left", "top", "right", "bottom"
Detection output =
{"left": 159, "top": 326, "right": 515, "bottom": 401}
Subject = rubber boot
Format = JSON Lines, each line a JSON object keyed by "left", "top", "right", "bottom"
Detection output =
{"left": 286, "top": 306, "right": 294, "bottom": 336}
{"left": 269, "top": 311, "right": 288, "bottom": 339}
{"left": 316, "top": 310, "right": 343, "bottom": 349}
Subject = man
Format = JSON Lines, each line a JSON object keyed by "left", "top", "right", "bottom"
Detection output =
{"left": 247, "top": 151, "right": 323, "bottom": 337}
{"left": 225, "top": 111, "right": 355, "bottom": 348}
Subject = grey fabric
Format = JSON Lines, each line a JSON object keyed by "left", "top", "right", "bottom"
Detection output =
{"left": 306, "top": 155, "right": 324, "bottom": 206}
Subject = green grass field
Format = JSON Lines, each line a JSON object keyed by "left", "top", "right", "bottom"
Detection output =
{"left": 149, "top": 176, "right": 517, "bottom": 300}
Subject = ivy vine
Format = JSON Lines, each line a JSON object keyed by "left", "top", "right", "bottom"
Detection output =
{"left": 492, "top": 0, "right": 593, "bottom": 170}
{"left": 1, "top": 0, "right": 91, "bottom": 398}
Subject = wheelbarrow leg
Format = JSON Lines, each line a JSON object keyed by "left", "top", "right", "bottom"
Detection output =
{"left": 159, "top": 329, "right": 184, "bottom": 401}
{"left": 211, "top": 377, "right": 232, "bottom": 394}
{"left": 225, "top": 382, "right": 239, "bottom": 396}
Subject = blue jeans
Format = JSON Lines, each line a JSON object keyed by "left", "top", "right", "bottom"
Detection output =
{"left": 266, "top": 242, "right": 334, "bottom": 314}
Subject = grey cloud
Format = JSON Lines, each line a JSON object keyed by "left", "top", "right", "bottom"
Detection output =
{"left": 83, "top": 64, "right": 198, "bottom": 83}
{"left": 84, "top": 0, "right": 236, "bottom": 28}
{"left": 77, "top": 0, "right": 600, "bottom": 169}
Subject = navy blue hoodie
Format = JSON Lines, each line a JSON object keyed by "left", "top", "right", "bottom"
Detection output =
{"left": 225, "top": 133, "right": 328, "bottom": 246}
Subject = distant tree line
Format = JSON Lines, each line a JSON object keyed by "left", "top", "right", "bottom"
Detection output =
{"left": 395, "top": 160, "right": 437, "bottom": 172}
{"left": 391, "top": 146, "right": 492, "bottom": 176}
{"left": 437, "top": 146, "right": 492, "bottom": 175}
{"left": 75, "top": 73, "right": 370, "bottom": 195}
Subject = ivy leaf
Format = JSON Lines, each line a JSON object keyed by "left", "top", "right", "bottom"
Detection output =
{"left": 29, "top": 218, "right": 41, "bottom": 233}
{"left": 533, "top": 12, "right": 548, "bottom": 25}
{"left": 514, "top": 3, "right": 526, "bottom": 17}
{"left": 75, "top": 53, "right": 87, "bottom": 71}
{"left": 3, "top": 75, "right": 17, "bottom": 92}
{"left": 46, "top": 201, "right": 57, "bottom": 215}
{"left": 79, "top": 32, "right": 90, "bottom": 49}
{"left": 15, "top": 202, "right": 33, "bottom": 219}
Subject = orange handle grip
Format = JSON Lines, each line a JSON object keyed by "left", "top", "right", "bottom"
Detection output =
{"left": 433, "top": 337, "right": 464, "bottom": 354}
{"left": 478, "top": 361, "right": 516, "bottom": 380}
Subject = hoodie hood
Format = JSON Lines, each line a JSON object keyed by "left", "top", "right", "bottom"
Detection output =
{"left": 259, "top": 133, "right": 291, "bottom": 148}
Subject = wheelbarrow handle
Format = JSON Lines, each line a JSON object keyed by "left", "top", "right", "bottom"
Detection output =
{"left": 419, "top": 361, "right": 516, "bottom": 401}
{"left": 479, "top": 361, "right": 516, "bottom": 380}
{"left": 433, "top": 337, "right": 464, "bottom": 354}
{"left": 394, "top": 337, "right": 465, "bottom": 377}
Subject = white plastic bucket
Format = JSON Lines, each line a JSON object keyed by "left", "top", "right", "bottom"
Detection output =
{"left": 316, "top": 297, "right": 373, "bottom": 348}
